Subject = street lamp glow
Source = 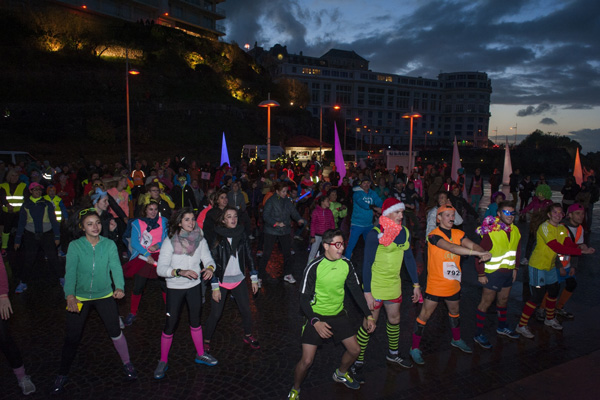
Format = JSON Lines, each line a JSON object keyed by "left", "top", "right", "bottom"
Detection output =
{"left": 259, "top": 95, "right": 280, "bottom": 170}
{"left": 126, "top": 49, "right": 140, "bottom": 170}
{"left": 319, "top": 105, "right": 341, "bottom": 161}
{"left": 402, "top": 111, "right": 422, "bottom": 172}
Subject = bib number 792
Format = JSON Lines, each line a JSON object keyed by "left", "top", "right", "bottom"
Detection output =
{"left": 443, "top": 262, "right": 461, "bottom": 282}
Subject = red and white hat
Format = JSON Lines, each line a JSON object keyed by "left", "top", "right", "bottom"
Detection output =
{"left": 381, "top": 197, "right": 405, "bottom": 216}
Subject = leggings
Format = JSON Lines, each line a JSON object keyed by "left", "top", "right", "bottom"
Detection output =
{"left": 59, "top": 297, "right": 121, "bottom": 375}
{"left": 163, "top": 284, "right": 202, "bottom": 335}
{"left": 18, "top": 230, "right": 63, "bottom": 283}
{"left": 0, "top": 318, "right": 24, "bottom": 369}
{"left": 132, "top": 274, "right": 167, "bottom": 295}
{"left": 204, "top": 281, "right": 253, "bottom": 340}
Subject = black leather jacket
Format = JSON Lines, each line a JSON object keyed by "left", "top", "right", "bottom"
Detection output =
{"left": 210, "top": 233, "right": 257, "bottom": 285}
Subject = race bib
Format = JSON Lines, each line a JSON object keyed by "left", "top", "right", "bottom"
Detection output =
{"left": 443, "top": 262, "right": 461, "bottom": 282}
{"left": 140, "top": 231, "right": 153, "bottom": 248}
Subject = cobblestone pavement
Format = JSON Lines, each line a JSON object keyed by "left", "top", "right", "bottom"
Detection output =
{"left": 2, "top": 189, "right": 599, "bottom": 399}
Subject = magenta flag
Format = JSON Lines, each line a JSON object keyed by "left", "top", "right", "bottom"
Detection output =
{"left": 334, "top": 122, "right": 346, "bottom": 185}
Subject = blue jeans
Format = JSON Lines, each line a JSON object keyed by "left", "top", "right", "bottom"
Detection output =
{"left": 344, "top": 225, "right": 373, "bottom": 258}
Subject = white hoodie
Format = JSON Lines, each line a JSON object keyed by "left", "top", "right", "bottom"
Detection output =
{"left": 157, "top": 235, "right": 215, "bottom": 290}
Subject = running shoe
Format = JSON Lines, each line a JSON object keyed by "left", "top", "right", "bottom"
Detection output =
{"left": 154, "top": 361, "right": 168, "bottom": 380}
{"left": 14, "top": 282, "right": 27, "bottom": 294}
{"left": 450, "top": 338, "right": 473, "bottom": 354}
{"left": 51, "top": 375, "right": 68, "bottom": 394}
{"left": 555, "top": 308, "right": 574, "bottom": 319}
{"left": 535, "top": 308, "right": 546, "bottom": 322}
{"left": 195, "top": 352, "right": 218, "bottom": 366}
{"left": 243, "top": 335, "right": 260, "bottom": 349}
{"left": 18, "top": 375, "right": 36, "bottom": 395}
{"left": 248, "top": 235, "right": 255, "bottom": 240}
{"left": 515, "top": 325, "right": 535, "bottom": 339}
{"left": 544, "top": 318, "right": 563, "bottom": 330}
{"left": 284, "top": 274, "right": 297, "bottom": 284}
{"left": 123, "top": 362, "right": 138, "bottom": 380}
{"left": 496, "top": 327, "right": 520, "bottom": 339}
{"left": 288, "top": 387, "right": 300, "bottom": 399}
{"left": 520, "top": 257, "right": 528, "bottom": 265}
{"left": 350, "top": 362, "right": 365, "bottom": 384}
{"left": 290, "top": 249, "right": 296, "bottom": 255}
{"left": 473, "top": 334, "right": 493, "bottom": 349}
{"left": 256, "top": 251, "right": 263, "bottom": 257}
{"left": 332, "top": 369, "right": 360, "bottom": 390}
{"left": 409, "top": 348, "right": 425, "bottom": 365}
{"left": 124, "top": 313, "right": 136, "bottom": 326}
{"left": 386, "top": 351, "right": 413, "bottom": 368}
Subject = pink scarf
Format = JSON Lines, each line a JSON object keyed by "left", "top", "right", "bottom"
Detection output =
{"left": 378, "top": 215, "right": 403, "bottom": 246}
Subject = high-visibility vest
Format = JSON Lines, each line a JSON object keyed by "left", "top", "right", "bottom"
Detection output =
{"left": 0, "top": 182, "right": 26, "bottom": 212}
{"left": 558, "top": 225, "right": 583, "bottom": 268}
{"left": 484, "top": 226, "right": 521, "bottom": 273}
{"left": 43, "top": 194, "right": 63, "bottom": 222}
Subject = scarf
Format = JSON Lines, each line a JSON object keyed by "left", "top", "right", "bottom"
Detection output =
{"left": 214, "top": 224, "right": 245, "bottom": 253}
{"left": 172, "top": 225, "right": 203, "bottom": 255}
{"left": 140, "top": 214, "right": 160, "bottom": 232}
{"left": 378, "top": 215, "right": 403, "bottom": 247}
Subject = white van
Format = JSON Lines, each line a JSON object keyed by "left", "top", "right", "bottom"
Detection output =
{"left": 0, "top": 151, "right": 37, "bottom": 166}
{"left": 241, "top": 145, "right": 285, "bottom": 162}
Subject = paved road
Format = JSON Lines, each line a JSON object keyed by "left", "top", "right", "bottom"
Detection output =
{"left": 2, "top": 189, "right": 599, "bottom": 399}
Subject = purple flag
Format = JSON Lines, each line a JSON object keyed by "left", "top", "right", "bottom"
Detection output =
{"left": 334, "top": 122, "right": 346, "bottom": 185}
{"left": 220, "top": 132, "right": 230, "bottom": 167}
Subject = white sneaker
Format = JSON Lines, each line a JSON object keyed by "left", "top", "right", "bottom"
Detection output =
{"left": 544, "top": 318, "right": 563, "bottom": 330}
{"left": 283, "top": 274, "right": 297, "bottom": 284}
{"left": 515, "top": 325, "right": 535, "bottom": 339}
{"left": 18, "top": 375, "right": 36, "bottom": 395}
{"left": 291, "top": 249, "right": 296, "bottom": 255}
{"left": 520, "top": 257, "right": 528, "bottom": 265}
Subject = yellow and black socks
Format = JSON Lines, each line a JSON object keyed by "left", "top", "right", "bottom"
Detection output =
{"left": 356, "top": 325, "right": 370, "bottom": 363}
{"left": 386, "top": 322, "right": 400, "bottom": 354}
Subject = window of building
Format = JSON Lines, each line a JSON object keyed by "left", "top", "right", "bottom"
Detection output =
{"left": 302, "top": 68, "right": 321, "bottom": 75}
{"left": 413, "top": 99, "right": 419, "bottom": 109}
{"left": 455, "top": 104, "right": 464, "bottom": 112}
{"left": 377, "top": 75, "right": 393, "bottom": 82}
{"left": 322, "top": 70, "right": 330, "bottom": 76}
{"left": 421, "top": 100, "right": 427, "bottom": 109}
{"left": 361, "top": 73, "right": 368, "bottom": 79}
{"left": 398, "top": 98, "right": 408, "bottom": 108}
{"left": 444, "top": 104, "right": 452, "bottom": 113}
{"left": 311, "top": 91, "right": 320, "bottom": 102}
{"left": 292, "top": 67, "right": 297, "bottom": 73}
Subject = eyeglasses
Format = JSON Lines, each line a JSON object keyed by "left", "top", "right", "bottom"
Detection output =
{"left": 501, "top": 210, "right": 517, "bottom": 216}
{"left": 79, "top": 208, "right": 96, "bottom": 218}
{"left": 325, "top": 242, "right": 345, "bottom": 249}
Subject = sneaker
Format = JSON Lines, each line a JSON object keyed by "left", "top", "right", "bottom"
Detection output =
{"left": 473, "top": 334, "right": 493, "bottom": 349}
{"left": 496, "top": 327, "right": 520, "bottom": 339}
{"left": 15, "top": 282, "right": 27, "bottom": 294}
{"left": 294, "top": 235, "right": 302, "bottom": 240}
{"left": 290, "top": 249, "right": 296, "bottom": 255}
{"left": 195, "top": 352, "right": 218, "bottom": 366}
{"left": 332, "top": 369, "right": 360, "bottom": 390}
{"left": 409, "top": 348, "right": 424, "bottom": 365}
{"left": 59, "top": 278, "right": 65, "bottom": 288}
{"left": 283, "top": 274, "right": 297, "bottom": 284}
{"left": 520, "top": 257, "right": 528, "bottom": 265}
{"left": 535, "top": 308, "right": 546, "bottom": 322}
{"left": 544, "top": 318, "right": 563, "bottom": 330}
{"left": 243, "top": 335, "right": 260, "bottom": 349}
{"left": 51, "top": 375, "right": 68, "bottom": 394}
{"left": 18, "top": 375, "right": 36, "bottom": 395}
{"left": 257, "top": 279, "right": 262, "bottom": 289}
{"left": 124, "top": 313, "right": 136, "bottom": 326}
{"left": 515, "top": 325, "right": 535, "bottom": 339}
{"left": 350, "top": 362, "right": 365, "bottom": 384}
{"left": 123, "top": 362, "right": 138, "bottom": 380}
{"left": 450, "top": 338, "right": 473, "bottom": 354}
{"left": 555, "top": 308, "right": 574, "bottom": 319}
{"left": 386, "top": 351, "right": 413, "bottom": 368}
{"left": 256, "top": 250, "right": 263, "bottom": 257}
{"left": 288, "top": 387, "right": 300, "bottom": 399}
{"left": 153, "top": 361, "right": 168, "bottom": 380}
{"left": 248, "top": 235, "right": 255, "bottom": 240}
{"left": 119, "top": 316, "right": 125, "bottom": 330}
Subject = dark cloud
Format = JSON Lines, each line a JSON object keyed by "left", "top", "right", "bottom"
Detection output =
{"left": 223, "top": 0, "right": 600, "bottom": 106}
{"left": 563, "top": 104, "right": 594, "bottom": 110}
{"left": 540, "top": 118, "right": 557, "bottom": 125}
{"left": 517, "top": 103, "right": 553, "bottom": 117}
{"left": 568, "top": 128, "right": 600, "bottom": 154}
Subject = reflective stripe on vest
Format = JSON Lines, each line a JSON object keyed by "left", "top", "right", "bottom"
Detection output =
{"left": 484, "top": 227, "right": 521, "bottom": 273}
{"left": 1, "top": 183, "right": 25, "bottom": 212}
{"left": 559, "top": 225, "right": 583, "bottom": 267}
{"left": 44, "top": 195, "right": 63, "bottom": 222}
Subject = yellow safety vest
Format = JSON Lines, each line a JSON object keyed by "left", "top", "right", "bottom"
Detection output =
{"left": 484, "top": 226, "right": 521, "bottom": 273}
{"left": 43, "top": 194, "right": 63, "bottom": 222}
{"left": 0, "top": 182, "right": 26, "bottom": 213}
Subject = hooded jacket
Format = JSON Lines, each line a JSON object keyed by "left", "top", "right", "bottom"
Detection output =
{"left": 350, "top": 186, "right": 383, "bottom": 227}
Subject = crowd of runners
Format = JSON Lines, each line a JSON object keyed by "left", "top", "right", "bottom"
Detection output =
{"left": 0, "top": 155, "right": 597, "bottom": 397}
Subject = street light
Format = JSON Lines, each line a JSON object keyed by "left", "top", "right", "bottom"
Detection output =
{"left": 510, "top": 123, "right": 518, "bottom": 146}
{"left": 126, "top": 48, "right": 140, "bottom": 170}
{"left": 319, "top": 105, "right": 340, "bottom": 162}
{"left": 402, "top": 111, "right": 422, "bottom": 172}
{"left": 354, "top": 118, "right": 360, "bottom": 151}
{"left": 259, "top": 93, "right": 280, "bottom": 170}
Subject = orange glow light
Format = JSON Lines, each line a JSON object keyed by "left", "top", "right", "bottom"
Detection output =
{"left": 128, "top": 69, "right": 140, "bottom": 75}
{"left": 164, "top": 12, "right": 169, "bottom": 16}
{"left": 333, "top": 105, "right": 341, "bottom": 110}
{"left": 82, "top": 5, "right": 87, "bottom": 9}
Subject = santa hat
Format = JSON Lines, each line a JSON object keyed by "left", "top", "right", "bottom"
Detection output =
{"left": 381, "top": 197, "right": 405, "bottom": 216}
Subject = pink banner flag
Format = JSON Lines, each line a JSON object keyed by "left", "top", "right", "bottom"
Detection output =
{"left": 573, "top": 147, "right": 583, "bottom": 186}
{"left": 334, "top": 122, "right": 346, "bottom": 185}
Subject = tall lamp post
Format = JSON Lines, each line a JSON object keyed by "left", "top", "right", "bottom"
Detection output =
{"left": 402, "top": 111, "right": 422, "bottom": 172}
{"left": 259, "top": 94, "right": 280, "bottom": 170}
{"left": 510, "top": 123, "right": 518, "bottom": 146}
{"left": 319, "top": 105, "right": 340, "bottom": 162}
{"left": 354, "top": 118, "right": 360, "bottom": 151}
{"left": 126, "top": 49, "right": 140, "bottom": 170}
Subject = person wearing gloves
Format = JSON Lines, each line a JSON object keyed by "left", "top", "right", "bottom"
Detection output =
{"left": 154, "top": 207, "right": 217, "bottom": 380}
{"left": 203, "top": 206, "right": 260, "bottom": 352}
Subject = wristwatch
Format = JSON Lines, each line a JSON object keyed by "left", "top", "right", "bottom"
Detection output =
{"left": 175, "top": 269, "right": 182, "bottom": 277}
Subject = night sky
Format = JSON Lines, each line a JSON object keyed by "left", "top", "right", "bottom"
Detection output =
{"left": 223, "top": 0, "right": 600, "bottom": 153}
